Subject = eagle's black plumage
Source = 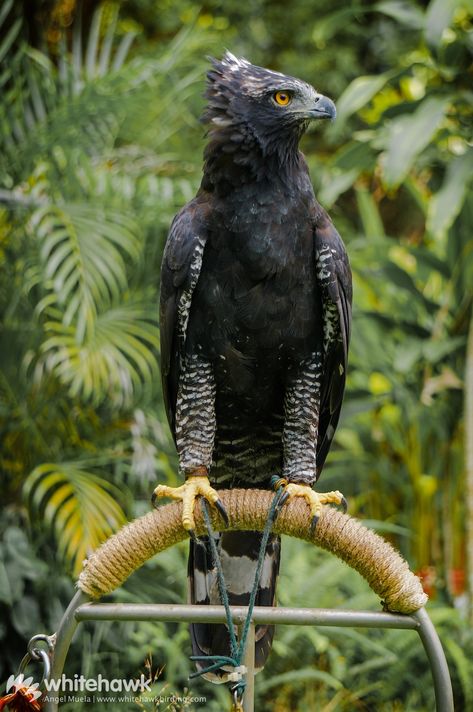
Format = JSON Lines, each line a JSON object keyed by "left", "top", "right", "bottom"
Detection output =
{"left": 159, "top": 52, "right": 352, "bottom": 682}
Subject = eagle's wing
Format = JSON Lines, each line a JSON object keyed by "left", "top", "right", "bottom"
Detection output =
{"left": 160, "top": 200, "right": 207, "bottom": 439}
{"left": 313, "top": 204, "right": 352, "bottom": 476}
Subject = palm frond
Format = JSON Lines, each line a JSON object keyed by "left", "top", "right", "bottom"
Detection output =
{"left": 31, "top": 198, "right": 141, "bottom": 325}
{"left": 24, "top": 461, "right": 127, "bottom": 575}
{"left": 0, "top": 5, "right": 137, "bottom": 178}
{"left": 0, "top": 5, "right": 208, "bottom": 182}
{"left": 41, "top": 300, "right": 159, "bottom": 405}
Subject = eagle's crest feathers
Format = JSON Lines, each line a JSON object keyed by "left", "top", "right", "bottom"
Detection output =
{"left": 202, "top": 53, "right": 335, "bottom": 180}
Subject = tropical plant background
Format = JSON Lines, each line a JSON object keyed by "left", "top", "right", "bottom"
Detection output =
{"left": 0, "top": 0, "right": 472, "bottom": 710}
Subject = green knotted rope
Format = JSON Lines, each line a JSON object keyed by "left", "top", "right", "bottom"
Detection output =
{"left": 190, "top": 482, "right": 285, "bottom": 701}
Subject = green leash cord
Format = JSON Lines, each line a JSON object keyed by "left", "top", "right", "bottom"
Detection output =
{"left": 190, "top": 480, "right": 285, "bottom": 704}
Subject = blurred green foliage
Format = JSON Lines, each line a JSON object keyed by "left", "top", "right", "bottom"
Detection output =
{"left": 0, "top": 0, "right": 472, "bottom": 710}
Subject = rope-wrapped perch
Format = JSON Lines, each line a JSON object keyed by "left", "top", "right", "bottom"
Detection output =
{"left": 78, "top": 488, "right": 427, "bottom": 614}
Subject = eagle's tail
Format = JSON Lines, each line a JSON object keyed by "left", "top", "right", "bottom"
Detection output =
{"left": 188, "top": 530, "right": 280, "bottom": 683}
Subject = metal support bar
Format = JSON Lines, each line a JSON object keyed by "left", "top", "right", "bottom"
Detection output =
{"left": 414, "top": 608, "right": 455, "bottom": 712}
{"left": 50, "top": 591, "right": 89, "bottom": 683}
{"left": 74, "top": 603, "right": 420, "bottom": 629}
{"left": 241, "top": 621, "right": 255, "bottom": 712}
{"left": 43, "top": 599, "right": 453, "bottom": 712}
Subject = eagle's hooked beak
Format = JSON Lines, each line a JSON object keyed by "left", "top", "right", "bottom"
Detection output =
{"left": 307, "top": 94, "right": 337, "bottom": 121}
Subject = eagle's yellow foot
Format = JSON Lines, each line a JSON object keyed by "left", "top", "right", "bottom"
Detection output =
{"left": 276, "top": 480, "right": 347, "bottom": 534}
{"left": 151, "top": 468, "right": 228, "bottom": 538}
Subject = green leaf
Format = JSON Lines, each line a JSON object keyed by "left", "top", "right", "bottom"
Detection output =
{"left": 362, "top": 519, "right": 412, "bottom": 536}
{"left": 355, "top": 186, "right": 385, "bottom": 240}
{"left": 425, "top": 0, "right": 460, "bottom": 47}
{"left": 319, "top": 168, "right": 359, "bottom": 207}
{"left": 423, "top": 336, "right": 465, "bottom": 363}
{"left": 381, "top": 96, "right": 449, "bottom": 187}
{"left": 32, "top": 199, "right": 142, "bottom": 343}
{"left": 375, "top": 1, "right": 424, "bottom": 29}
{"left": 361, "top": 310, "right": 431, "bottom": 337}
{"left": 0, "top": 17, "right": 22, "bottom": 65}
{"left": 0, "top": 559, "right": 12, "bottom": 605}
{"left": 41, "top": 301, "right": 159, "bottom": 404}
{"left": 72, "top": 9, "right": 82, "bottom": 92}
{"left": 427, "top": 149, "right": 473, "bottom": 237}
{"left": 383, "top": 261, "right": 438, "bottom": 312}
{"left": 11, "top": 596, "right": 42, "bottom": 636}
{"left": 4, "top": 527, "right": 48, "bottom": 578}
{"left": 444, "top": 637, "right": 473, "bottom": 709}
{"left": 393, "top": 338, "right": 424, "bottom": 373}
{"left": 24, "top": 462, "right": 127, "bottom": 575}
{"left": 312, "top": 6, "right": 365, "bottom": 45}
{"left": 257, "top": 667, "right": 343, "bottom": 693}
{"left": 86, "top": 6, "right": 102, "bottom": 78}
{"left": 393, "top": 335, "right": 465, "bottom": 372}
{"left": 111, "top": 33, "right": 137, "bottom": 72}
{"left": 409, "top": 247, "right": 451, "bottom": 278}
{"left": 98, "top": 8, "right": 118, "bottom": 76}
{"left": 332, "top": 140, "right": 377, "bottom": 173}
{"left": 319, "top": 141, "right": 377, "bottom": 206}
{"left": 335, "top": 73, "right": 392, "bottom": 126}
{"left": 0, "top": 0, "right": 15, "bottom": 29}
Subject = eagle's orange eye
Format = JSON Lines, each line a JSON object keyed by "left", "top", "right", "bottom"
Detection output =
{"left": 274, "top": 91, "right": 291, "bottom": 106}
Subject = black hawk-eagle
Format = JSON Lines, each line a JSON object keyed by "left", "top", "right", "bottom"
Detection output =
{"left": 153, "top": 52, "right": 352, "bottom": 681}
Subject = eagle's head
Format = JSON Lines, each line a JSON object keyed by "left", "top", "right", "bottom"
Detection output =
{"left": 203, "top": 52, "right": 336, "bottom": 167}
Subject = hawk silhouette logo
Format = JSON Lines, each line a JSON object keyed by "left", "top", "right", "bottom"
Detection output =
{"left": 0, "top": 673, "right": 42, "bottom": 710}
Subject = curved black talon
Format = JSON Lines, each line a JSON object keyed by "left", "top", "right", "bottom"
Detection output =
{"left": 309, "top": 515, "right": 319, "bottom": 536}
{"left": 341, "top": 496, "right": 348, "bottom": 513}
{"left": 151, "top": 491, "right": 157, "bottom": 507}
{"left": 215, "top": 498, "right": 229, "bottom": 527}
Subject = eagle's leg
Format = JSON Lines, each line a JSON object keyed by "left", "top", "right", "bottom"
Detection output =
{"left": 152, "top": 354, "right": 227, "bottom": 534}
{"left": 280, "top": 350, "right": 346, "bottom": 531}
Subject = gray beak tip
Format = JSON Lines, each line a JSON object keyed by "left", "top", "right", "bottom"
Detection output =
{"left": 313, "top": 95, "right": 337, "bottom": 120}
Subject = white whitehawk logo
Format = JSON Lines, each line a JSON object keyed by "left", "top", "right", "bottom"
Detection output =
{"left": 5, "top": 673, "right": 41, "bottom": 700}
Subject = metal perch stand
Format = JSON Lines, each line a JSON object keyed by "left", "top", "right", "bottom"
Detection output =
{"left": 40, "top": 489, "right": 453, "bottom": 712}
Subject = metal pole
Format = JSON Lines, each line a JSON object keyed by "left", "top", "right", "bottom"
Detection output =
{"left": 44, "top": 601, "right": 453, "bottom": 712}
{"left": 74, "top": 603, "right": 419, "bottom": 630}
{"left": 44, "top": 590, "right": 91, "bottom": 712}
{"left": 414, "top": 608, "right": 454, "bottom": 712}
{"left": 241, "top": 621, "right": 255, "bottom": 712}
